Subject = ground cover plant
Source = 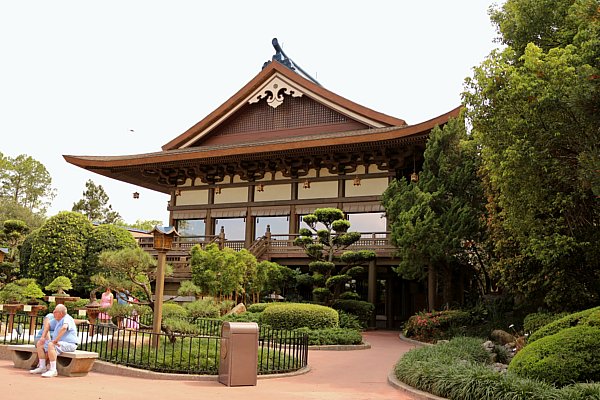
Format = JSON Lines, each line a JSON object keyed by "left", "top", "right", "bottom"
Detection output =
{"left": 395, "top": 337, "right": 600, "bottom": 399}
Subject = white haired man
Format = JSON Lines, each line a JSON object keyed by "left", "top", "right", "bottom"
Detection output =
{"left": 30, "top": 304, "right": 79, "bottom": 378}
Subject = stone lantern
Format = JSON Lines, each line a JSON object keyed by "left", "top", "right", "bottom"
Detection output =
{"left": 149, "top": 226, "right": 179, "bottom": 347}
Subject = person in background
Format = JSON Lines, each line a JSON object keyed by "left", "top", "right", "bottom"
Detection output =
{"left": 30, "top": 304, "right": 79, "bottom": 378}
{"left": 98, "top": 287, "right": 113, "bottom": 323}
{"left": 116, "top": 289, "right": 129, "bottom": 306}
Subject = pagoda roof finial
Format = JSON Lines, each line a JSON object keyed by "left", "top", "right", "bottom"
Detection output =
{"left": 262, "top": 38, "right": 321, "bottom": 86}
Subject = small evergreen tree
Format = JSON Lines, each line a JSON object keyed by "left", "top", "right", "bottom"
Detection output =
{"left": 45, "top": 276, "right": 73, "bottom": 295}
{"left": 294, "top": 208, "right": 375, "bottom": 303}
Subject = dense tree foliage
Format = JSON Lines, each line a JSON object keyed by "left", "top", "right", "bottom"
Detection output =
{"left": 77, "top": 224, "right": 137, "bottom": 291}
{"left": 464, "top": 0, "right": 600, "bottom": 310}
{"left": 72, "top": 179, "right": 122, "bottom": 224}
{"left": 0, "top": 152, "right": 55, "bottom": 214}
{"left": 294, "top": 208, "right": 375, "bottom": 303}
{"left": 383, "top": 116, "right": 489, "bottom": 306}
{"left": 21, "top": 211, "right": 92, "bottom": 289}
{"left": 189, "top": 243, "right": 259, "bottom": 302}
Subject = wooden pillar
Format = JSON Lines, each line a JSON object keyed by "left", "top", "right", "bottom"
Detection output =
{"left": 428, "top": 265, "right": 437, "bottom": 311}
{"left": 244, "top": 210, "right": 253, "bottom": 248}
{"left": 289, "top": 205, "right": 297, "bottom": 234}
{"left": 152, "top": 251, "right": 166, "bottom": 348}
{"left": 367, "top": 260, "right": 376, "bottom": 328}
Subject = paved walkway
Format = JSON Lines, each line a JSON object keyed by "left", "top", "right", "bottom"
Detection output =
{"left": 1, "top": 331, "right": 421, "bottom": 400}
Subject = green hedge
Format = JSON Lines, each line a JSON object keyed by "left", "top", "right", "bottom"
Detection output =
{"left": 528, "top": 306, "right": 600, "bottom": 342}
{"left": 259, "top": 303, "right": 338, "bottom": 330}
{"left": 395, "top": 336, "right": 600, "bottom": 399}
{"left": 295, "top": 327, "right": 362, "bottom": 346}
{"left": 246, "top": 303, "right": 270, "bottom": 313}
{"left": 509, "top": 325, "right": 600, "bottom": 386}
{"left": 331, "top": 299, "right": 374, "bottom": 328}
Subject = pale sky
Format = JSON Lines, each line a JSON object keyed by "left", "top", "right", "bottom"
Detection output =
{"left": 0, "top": 1, "right": 501, "bottom": 225}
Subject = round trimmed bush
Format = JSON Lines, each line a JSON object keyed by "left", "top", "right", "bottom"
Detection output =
{"left": 528, "top": 306, "right": 600, "bottom": 342}
{"left": 260, "top": 303, "right": 338, "bottom": 330}
{"left": 523, "top": 311, "right": 568, "bottom": 335}
{"left": 509, "top": 325, "right": 600, "bottom": 386}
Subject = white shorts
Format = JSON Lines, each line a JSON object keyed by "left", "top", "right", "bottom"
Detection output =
{"left": 44, "top": 341, "right": 77, "bottom": 354}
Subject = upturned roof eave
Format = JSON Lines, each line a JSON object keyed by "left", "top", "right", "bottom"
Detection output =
{"left": 64, "top": 105, "right": 461, "bottom": 171}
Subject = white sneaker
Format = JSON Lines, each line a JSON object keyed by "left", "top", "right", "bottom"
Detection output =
{"left": 41, "top": 369, "right": 57, "bottom": 378}
{"left": 29, "top": 366, "right": 47, "bottom": 374}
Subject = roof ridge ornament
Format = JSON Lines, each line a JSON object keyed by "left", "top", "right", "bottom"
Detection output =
{"left": 263, "top": 38, "right": 321, "bottom": 86}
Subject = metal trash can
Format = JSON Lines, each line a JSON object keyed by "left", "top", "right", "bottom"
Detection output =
{"left": 218, "top": 321, "right": 259, "bottom": 386}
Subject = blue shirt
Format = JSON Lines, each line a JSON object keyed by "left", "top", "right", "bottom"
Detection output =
{"left": 34, "top": 313, "right": 57, "bottom": 341}
{"left": 116, "top": 291, "right": 128, "bottom": 305}
{"left": 52, "top": 314, "right": 79, "bottom": 345}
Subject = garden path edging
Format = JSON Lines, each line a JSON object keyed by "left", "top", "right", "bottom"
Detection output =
{"left": 388, "top": 334, "right": 447, "bottom": 400}
{"left": 308, "top": 341, "right": 370, "bottom": 351}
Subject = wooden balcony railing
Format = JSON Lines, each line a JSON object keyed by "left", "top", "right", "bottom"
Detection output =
{"left": 139, "top": 232, "right": 395, "bottom": 281}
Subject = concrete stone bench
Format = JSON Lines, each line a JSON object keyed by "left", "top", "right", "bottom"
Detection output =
{"left": 8, "top": 344, "right": 99, "bottom": 377}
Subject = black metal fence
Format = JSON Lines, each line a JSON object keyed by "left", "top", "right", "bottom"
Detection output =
{"left": 1, "top": 312, "right": 308, "bottom": 375}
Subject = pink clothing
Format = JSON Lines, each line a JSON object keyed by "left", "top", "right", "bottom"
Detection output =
{"left": 100, "top": 291, "right": 113, "bottom": 308}
{"left": 98, "top": 291, "right": 113, "bottom": 321}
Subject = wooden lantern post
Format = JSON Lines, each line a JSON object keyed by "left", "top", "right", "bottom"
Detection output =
{"left": 149, "top": 226, "right": 178, "bottom": 348}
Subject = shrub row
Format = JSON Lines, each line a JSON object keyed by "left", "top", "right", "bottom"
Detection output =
{"left": 395, "top": 337, "right": 600, "bottom": 399}
{"left": 260, "top": 303, "right": 338, "bottom": 330}
{"left": 295, "top": 327, "right": 362, "bottom": 346}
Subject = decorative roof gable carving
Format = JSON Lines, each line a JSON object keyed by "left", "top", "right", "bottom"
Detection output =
{"left": 248, "top": 75, "right": 303, "bottom": 109}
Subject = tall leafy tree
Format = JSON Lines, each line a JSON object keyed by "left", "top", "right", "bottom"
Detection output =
{"left": 382, "top": 116, "right": 489, "bottom": 308}
{"left": 294, "top": 208, "right": 375, "bottom": 303}
{"left": 72, "top": 179, "right": 122, "bottom": 224}
{"left": 464, "top": 0, "right": 600, "bottom": 310}
{"left": 0, "top": 152, "right": 55, "bottom": 214}
{"left": 22, "top": 211, "right": 92, "bottom": 289}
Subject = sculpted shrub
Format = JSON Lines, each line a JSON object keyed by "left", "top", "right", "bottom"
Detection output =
{"left": 509, "top": 325, "right": 600, "bottom": 386}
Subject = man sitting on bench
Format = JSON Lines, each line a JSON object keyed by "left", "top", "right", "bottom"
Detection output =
{"left": 30, "top": 304, "right": 79, "bottom": 378}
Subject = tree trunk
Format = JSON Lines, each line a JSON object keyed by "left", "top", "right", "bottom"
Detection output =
{"left": 427, "top": 265, "right": 437, "bottom": 311}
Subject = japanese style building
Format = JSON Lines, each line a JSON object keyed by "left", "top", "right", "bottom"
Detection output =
{"left": 65, "top": 40, "right": 460, "bottom": 328}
